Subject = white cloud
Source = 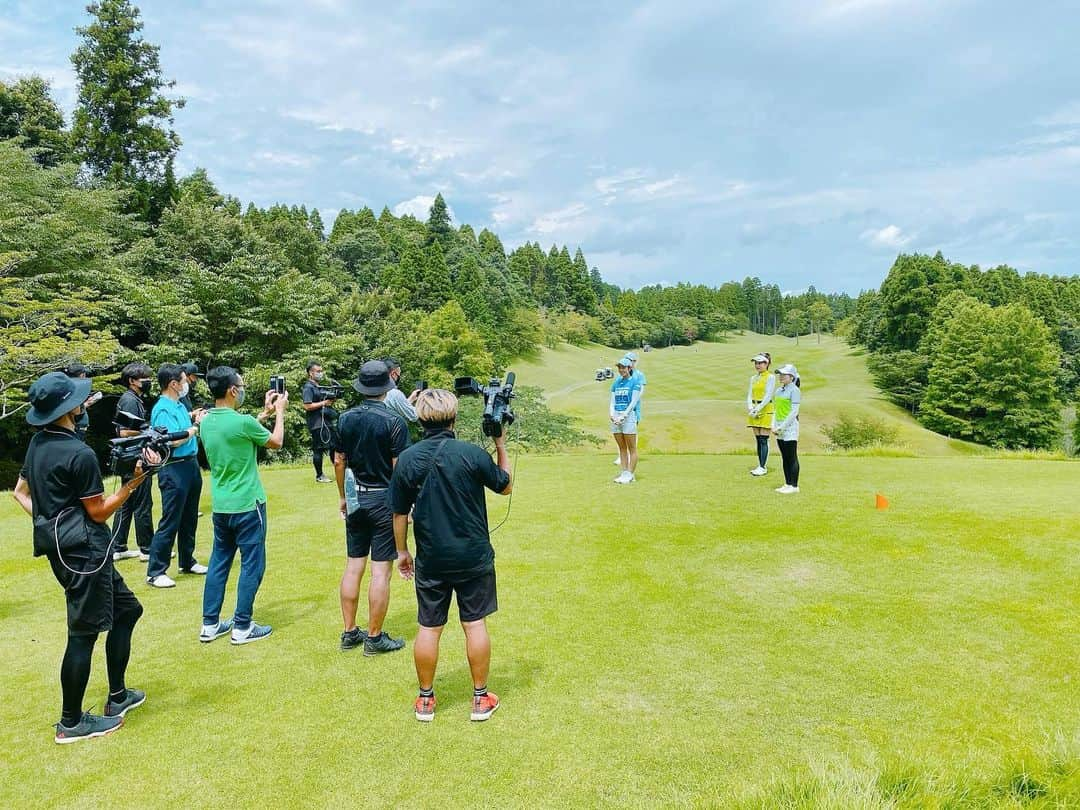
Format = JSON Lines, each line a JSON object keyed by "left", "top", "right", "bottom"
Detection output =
{"left": 253, "top": 150, "right": 317, "bottom": 169}
{"left": 392, "top": 195, "right": 455, "bottom": 221}
{"left": 530, "top": 203, "right": 589, "bottom": 236}
{"left": 861, "top": 224, "right": 912, "bottom": 249}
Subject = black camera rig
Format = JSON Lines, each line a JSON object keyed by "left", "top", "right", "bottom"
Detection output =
{"left": 108, "top": 426, "right": 191, "bottom": 476}
{"left": 455, "top": 372, "right": 516, "bottom": 438}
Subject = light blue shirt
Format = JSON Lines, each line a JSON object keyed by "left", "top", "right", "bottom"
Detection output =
{"left": 630, "top": 369, "right": 646, "bottom": 420}
{"left": 611, "top": 375, "right": 642, "bottom": 414}
{"left": 150, "top": 395, "right": 197, "bottom": 457}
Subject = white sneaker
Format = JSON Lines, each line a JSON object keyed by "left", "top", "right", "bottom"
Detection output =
{"left": 613, "top": 456, "right": 622, "bottom": 466}
{"left": 147, "top": 574, "right": 176, "bottom": 588}
{"left": 138, "top": 551, "right": 150, "bottom": 562}
{"left": 613, "top": 471, "right": 627, "bottom": 483}
{"left": 750, "top": 466, "right": 767, "bottom": 476}
{"left": 625, "top": 471, "right": 636, "bottom": 483}
{"left": 775, "top": 485, "right": 791, "bottom": 493}
{"left": 112, "top": 550, "right": 140, "bottom": 561}
{"left": 182, "top": 563, "right": 208, "bottom": 574}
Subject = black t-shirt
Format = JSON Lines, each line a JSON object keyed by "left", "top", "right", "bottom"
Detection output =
{"left": 302, "top": 379, "right": 338, "bottom": 430}
{"left": 333, "top": 400, "right": 409, "bottom": 488}
{"left": 114, "top": 389, "right": 147, "bottom": 433}
{"left": 389, "top": 429, "right": 510, "bottom": 578}
{"left": 20, "top": 427, "right": 106, "bottom": 522}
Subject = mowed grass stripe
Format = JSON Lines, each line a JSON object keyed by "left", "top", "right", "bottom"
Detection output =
{"left": 1, "top": 456, "right": 1076, "bottom": 807}
{"left": 511, "top": 335, "right": 970, "bottom": 456}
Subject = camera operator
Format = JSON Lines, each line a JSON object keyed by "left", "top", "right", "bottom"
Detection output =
{"left": 111, "top": 362, "right": 157, "bottom": 562}
{"left": 382, "top": 357, "right": 420, "bottom": 424}
{"left": 197, "top": 367, "right": 287, "bottom": 645}
{"left": 145, "top": 363, "right": 206, "bottom": 588}
{"left": 302, "top": 361, "right": 339, "bottom": 483}
{"left": 12, "top": 372, "right": 155, "bottom": 743}
{"left": 332, "top": 360, "right": 410, "bottom": 655}
{"left": 389, "top": 389, "right": 512, "bottom": 722}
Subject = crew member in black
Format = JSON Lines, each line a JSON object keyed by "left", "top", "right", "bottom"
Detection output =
{"left": 333, "top": 360, "right": 410, "bottom": 654}
{"left": 111, "top": 362, "right": 156, "bottom": 562}
{"left": 63, "top": 362, "right": 100, "bottom": 441}
{"left": 12, "top": 372, "right": 152, "bottom": 744}
{"left": 389, "top": 388, "right": 512, "bottom": 722}
{"left": 302, "top": 360, "right": 339, "bottom": 483}
{"left": 179, "top": 361, "right": 204, "bottom": 413}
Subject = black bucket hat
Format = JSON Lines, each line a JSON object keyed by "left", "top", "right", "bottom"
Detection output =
{"left": 26, "top": 372, "right": 92, "bottom": 426}
{"left": 353, "top": 360, "right": 394, "bottom": 396}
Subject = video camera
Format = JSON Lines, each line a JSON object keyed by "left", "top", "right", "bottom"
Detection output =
{"left": 313, "top": 381, "right": 345, "bottom": 401}
{"left": 454, "top": 372, "right": 516, "bottom": 438}
{"left": 108, "top": 426, "right": 191, "bottom": 476}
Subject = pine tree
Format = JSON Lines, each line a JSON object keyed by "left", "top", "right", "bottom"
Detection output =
{"left": 415, "top": 241, "right": 453, "bottom": 310}
{"left": 71, "top": 0, "right": 184, "bottom": 219}
{"left": 309, "top": 208, "right": 325, "bottom": 241}
{"left": 570, "top": 247, "right": 598, "bottom": 314}
{"left": 426, "top": 192, "right": 453, "bottom": 246}
{"left": 453, "top": 253, "right": 490, "bottom": 325}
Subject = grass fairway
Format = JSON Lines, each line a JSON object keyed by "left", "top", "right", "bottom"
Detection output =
{"left": 1, "top": 453, "right": 1078, "bottom": 807}
{"left": 511, "top": 333, "right": 968, "bottom": 456}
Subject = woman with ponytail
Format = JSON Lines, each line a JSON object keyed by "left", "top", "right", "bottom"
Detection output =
{"left": 745, "top": 353, "right": 775, "bottom": 476}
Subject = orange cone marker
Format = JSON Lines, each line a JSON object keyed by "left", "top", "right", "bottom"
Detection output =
{"left": 875, "top": 493, "right": 890, "bottom": 510}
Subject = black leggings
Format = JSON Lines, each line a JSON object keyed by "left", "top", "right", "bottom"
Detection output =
{"left": 60, "top": 608, "right": 141, "bottom": 727}
{"left": 777, "top": 439, "right": 799, "bottom": 486}
{"left": 754, "top": 434, "right": 769, "bottom": 468}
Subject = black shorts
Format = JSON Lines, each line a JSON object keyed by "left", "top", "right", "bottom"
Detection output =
{"left": 46, "top": 547, "right": 142, "bottom": 636}
{"left": 310, "top": 425, "right": 339, "bottom": 452}
{"left": 345, "top": 491, "right": 396, "bottom": 561}
{"left": 415, "top": 569, "right": 497, "bottom": 627}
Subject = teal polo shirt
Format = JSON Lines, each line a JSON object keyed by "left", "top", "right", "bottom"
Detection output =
{"left": 150, "top": 395, "right": 197, "bottom": 457}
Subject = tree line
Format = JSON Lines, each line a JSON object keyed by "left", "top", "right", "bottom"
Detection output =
{"left": 844, "top": 252, "right": 1080, "bottom": 451}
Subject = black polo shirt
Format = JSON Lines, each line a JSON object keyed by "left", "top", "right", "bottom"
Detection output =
{"left": 389, "top": 429, "right": 510, "bottom": 579}
{"left": 334, "top": 400, "right": 409, "bottom": 488}
{"left": 20, "top": 427, "right": 107, "bottom": 554}
{"left": 302, "top": 379, "right": 338, "bottom": 431}
{"left": 114, "top": 389, "right": 147, "bottom": 433}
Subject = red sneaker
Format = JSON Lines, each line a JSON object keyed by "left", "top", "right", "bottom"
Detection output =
{"left": 470, "top": 691, "right": 500, "bottom": 722}
{"left": 414, "top": 694, "right": 436, "bottom": 722}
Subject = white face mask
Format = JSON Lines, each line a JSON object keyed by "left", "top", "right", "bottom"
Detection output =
{"left": 314, "top": 372, "right": 325, "bottom": 381}
{"left": 178, "top": 381, "right": 190, "bottom": 398}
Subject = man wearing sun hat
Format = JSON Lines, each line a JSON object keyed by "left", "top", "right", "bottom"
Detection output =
{"left": 333, "top": 360, "right": 411, "bottom": 655}
{"left": 12, "top": 372, "right": 153, "bottom": 744}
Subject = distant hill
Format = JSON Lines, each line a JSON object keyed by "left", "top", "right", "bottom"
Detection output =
{"left": 512, "top": 334, "right": 972, "bottom": 456}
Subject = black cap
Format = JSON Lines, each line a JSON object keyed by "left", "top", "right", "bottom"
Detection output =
{"left": 180, "top": 362, "right": 202, "bottom": 377}
{"left": 26, "top": 372, "right": 93, "bottom": 426}
{"left": 64, "top": 362, "right": 89, "bottom": 378}
{"left": 352, "top": 360, "right": 394, "bottom": 396}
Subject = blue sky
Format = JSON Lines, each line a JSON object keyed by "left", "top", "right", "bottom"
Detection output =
{"left": 3, "top": 0, "right": 1079, "bottom": 293}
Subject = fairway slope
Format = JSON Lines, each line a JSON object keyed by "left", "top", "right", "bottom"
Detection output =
{"left": 512, "top": 334, "right": 967, "bottom": 456}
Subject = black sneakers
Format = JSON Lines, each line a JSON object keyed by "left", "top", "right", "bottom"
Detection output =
{"left": 104, "top": 688, "right": 147, "bottom": 718}
{"left": 54, "top": 712, "right": 123, "bottom": 744}
{"left": 363, "top": 631, "right": 405, "bottom": 656}
{"left": 340, "top": 627, "right": 367, "bottom": 651}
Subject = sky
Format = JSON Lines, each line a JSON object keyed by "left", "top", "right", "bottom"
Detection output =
{"left": 2, "top": 0, "right": 1080, "bottom": 294}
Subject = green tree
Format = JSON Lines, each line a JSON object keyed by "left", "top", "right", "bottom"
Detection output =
{"left": 807, "top": 301, "right": 833, "bottom": 342}
{"left": 415, "top": 241, "right": 453, "bottom": 310}
{"left": 415, "top": 301, "right": 494, "bottom": 386}
{"left": 71, "top": 0, "right": 184, "bottom": 219}
{"left": 426, "top": 192, "right": 453, "bottom": 246}
{"left": 781, "top": 309, "right": 806, "bottom": 343}
{"left": 0, "top": 76, "right": 69, "bottom": 166}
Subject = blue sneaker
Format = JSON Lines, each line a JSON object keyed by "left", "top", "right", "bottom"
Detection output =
{"left": 231, "top": 622, "right": 272, "bottom": 645}
{"left": 54, "top": 712, "right": 123, "bottom": 744}
{"left": 199, "top": 619, "right": 234, "bottom": 643}
{"left": 104, "top": 688, "right": 146, "bottom": 718}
